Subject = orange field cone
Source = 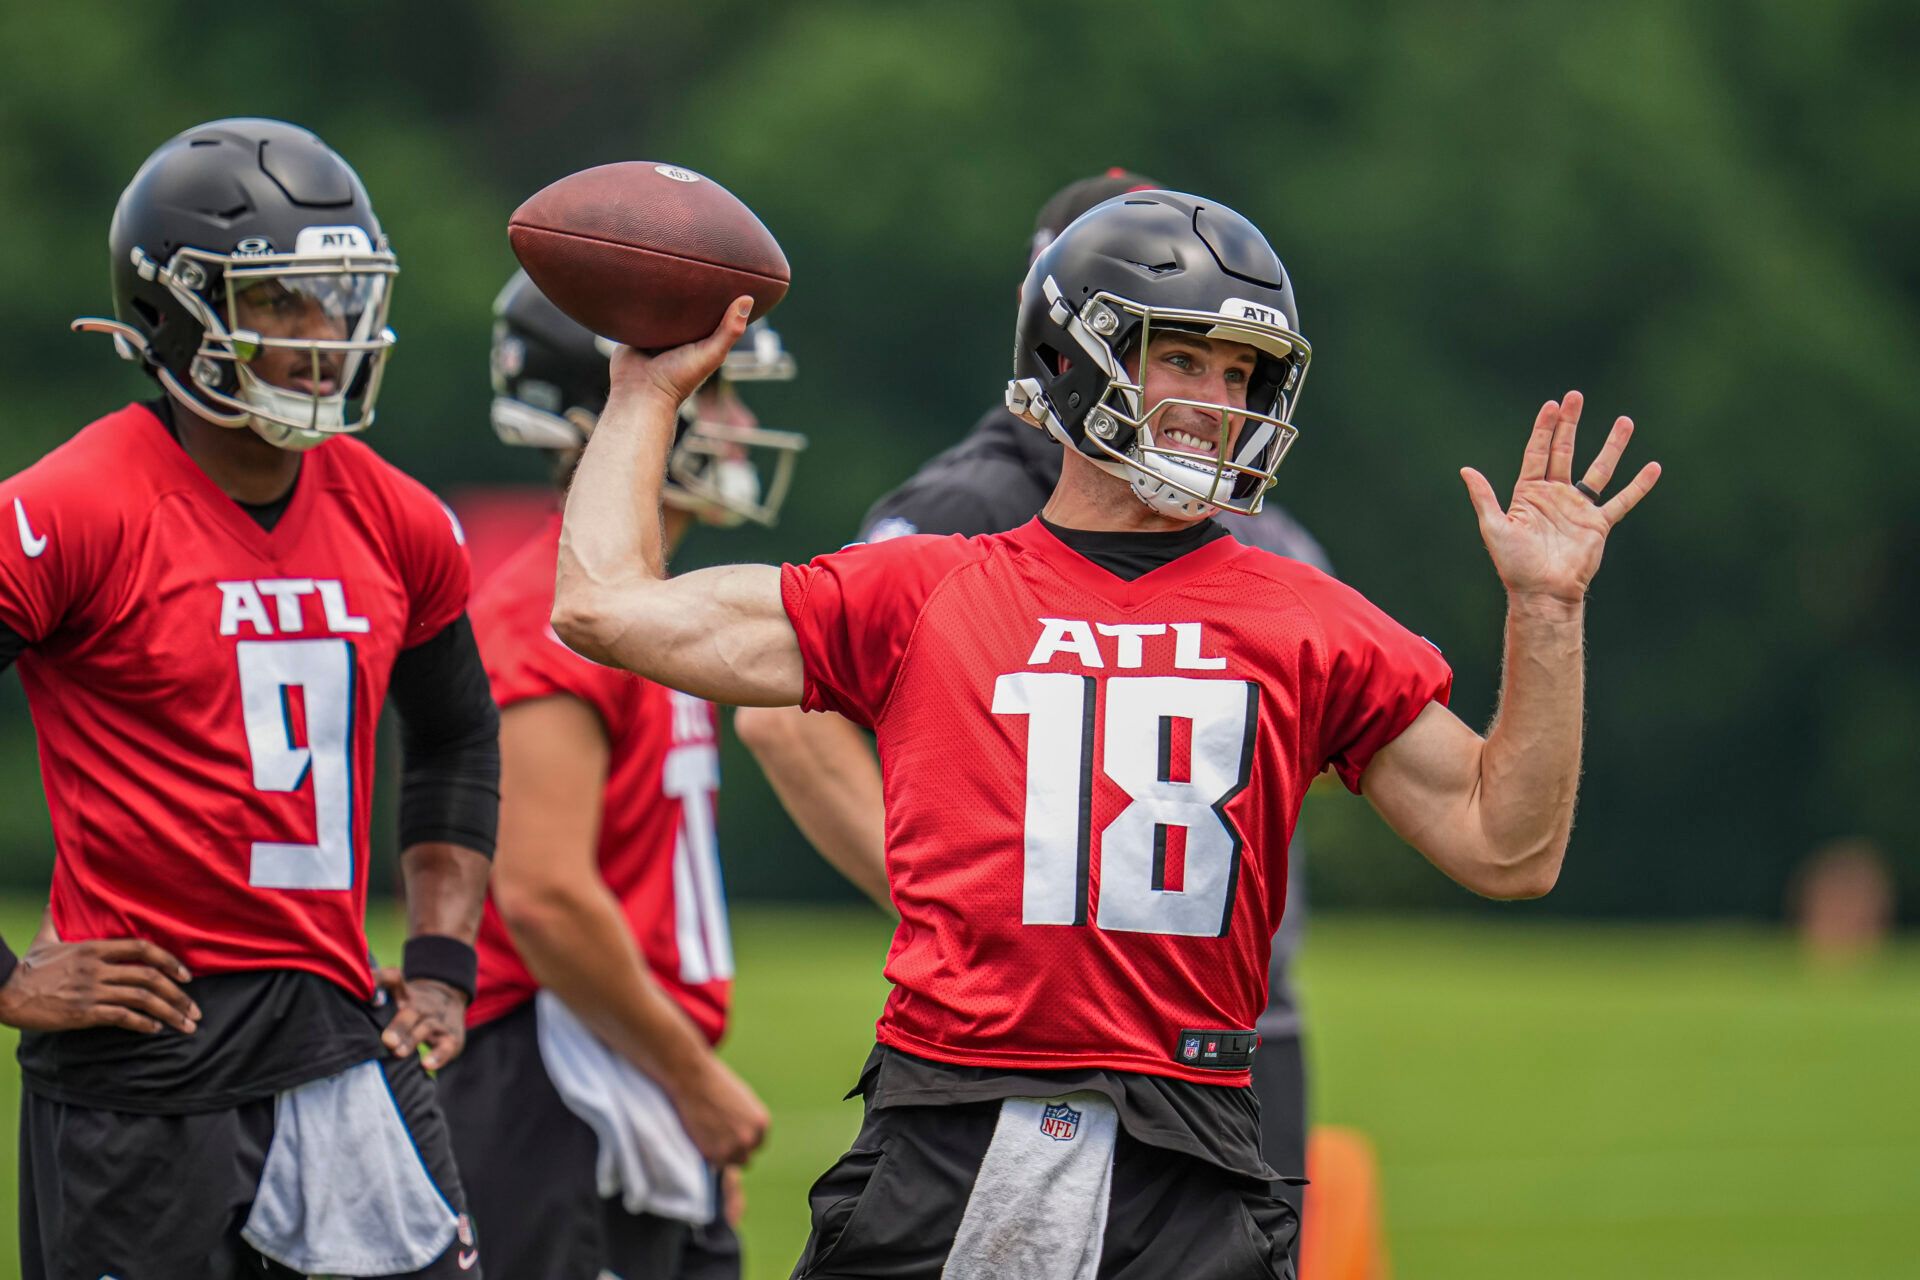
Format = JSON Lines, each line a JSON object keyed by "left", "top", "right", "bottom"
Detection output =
{"left": 1299, "top": 1125, "right": 1389, "bottom": 1280}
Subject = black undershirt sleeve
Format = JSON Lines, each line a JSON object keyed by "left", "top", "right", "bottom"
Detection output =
{"left": 387, "top": 614, "right": 501, "bottom": 857}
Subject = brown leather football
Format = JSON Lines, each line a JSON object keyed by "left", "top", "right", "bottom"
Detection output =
{"left": 508, "top": 162, "right": 789, "bottom": 351}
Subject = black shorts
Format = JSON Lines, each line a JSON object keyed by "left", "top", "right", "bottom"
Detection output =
{"left": 18, "top": 1052, "right": 478, "bottom": 1280}
{"left": 436, "top": 1000, "right": 740, "bottom": 1280}
{"left": 791, "top": 1095, "right": 1297, "bottom": 1279}
{"left": 1249, "top": 1031, "right": 1307, "bottom": 1262}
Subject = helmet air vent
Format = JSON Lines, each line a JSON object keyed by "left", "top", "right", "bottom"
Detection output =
{"left": 258, "top": 138, "right": 356, "bottom": 207}
{"left": 1190, "top": 206, "right": 1287, "bottom": 291}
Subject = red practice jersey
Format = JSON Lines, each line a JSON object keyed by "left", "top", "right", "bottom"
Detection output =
{"left": 0, "top": 404, "right": 470, "bottom": 1000}
{"left": 467, "top": 516, "right": 732, "bottom": 1043}
{"left": 783, "top": 519, "right": 1452, "bottom": 1085}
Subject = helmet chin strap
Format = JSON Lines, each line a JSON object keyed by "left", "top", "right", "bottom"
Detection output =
{"left": 235, "top": 369, "right": 340, "bottom": 452}
{"left": 1125, "top": 425, "right": 1232, "bottom": 519}
{"left": 1086, "top": 442, "right": 1208, "bottom": 517}
{"left": 1130, "top": 472, "right": 1217, "bottom": 519}
{"left": 246, "top": 417, "right": 331, "bottom": 452}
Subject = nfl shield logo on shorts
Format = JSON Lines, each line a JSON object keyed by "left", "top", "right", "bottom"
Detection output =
{"left": 1038, "top": 1102, "right": 1081, "bottom": 1141}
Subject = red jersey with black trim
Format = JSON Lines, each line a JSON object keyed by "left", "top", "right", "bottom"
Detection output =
{"left": 467, "top": 516, "right": 731, "bottom": 1043}
{"left": 782, "top": 518, "right": 1452, "bottom": 1085}
{"left": 0, "top": 404, "right": 470, "bottom": 1001}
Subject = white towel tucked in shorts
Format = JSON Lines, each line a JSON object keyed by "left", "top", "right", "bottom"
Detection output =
{"left": 534, "top": 989, "right": 715, "bottom": 1223}
{"left": 943, "top": 1091, "right": 1119, "bottom": 1280}
{"left": 241, "top": 1059, "right": 460, "bottom": 1276}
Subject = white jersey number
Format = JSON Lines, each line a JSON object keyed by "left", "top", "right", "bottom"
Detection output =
{"left": 992, "top": 672, "right": 1257, "bottom": 938}
{"left": 238, "top": 639, "right": 356, "bottom": 890}
{"left": 664, "top": 741, "right": 733, "bottom": 983}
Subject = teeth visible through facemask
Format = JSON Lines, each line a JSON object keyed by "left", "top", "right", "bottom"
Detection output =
{"left": 1148, "top": 426, "right": 1222, "bottom": 482}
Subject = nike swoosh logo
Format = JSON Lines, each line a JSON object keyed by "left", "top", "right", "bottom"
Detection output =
{"left": 457, "top": 1248, "right": 479, "bottom": 1270}
{"left": 14, "top": 498, "right": 46, "bottom": 558}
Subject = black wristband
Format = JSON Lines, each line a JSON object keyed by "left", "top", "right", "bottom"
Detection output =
{"left": 402, "top": 935, "right": 477, "bottom": 1002}
{"left": 0, "top": 936, "right": 17, "bottom": 991}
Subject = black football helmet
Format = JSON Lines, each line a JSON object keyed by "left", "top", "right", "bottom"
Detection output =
{"left": 1005, "top": 190, "right": 1310, "bottom": 518}
{"left": 73, "top": 118, "right": 397, "bottom": 452}
{"left": 489, "top": 270, "right": 804, "bottom": 526}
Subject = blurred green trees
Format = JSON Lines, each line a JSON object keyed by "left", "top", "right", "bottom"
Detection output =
{"left": 1, "top": 0, "right": 1913, "bottom": 918}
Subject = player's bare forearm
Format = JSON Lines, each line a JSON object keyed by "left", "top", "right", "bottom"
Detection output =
{"left": 381, "top": 843, "right": 490, "bottom": 1068}
{"left": 551, "top": 301, "right": 804, "bottom": 706}
{"left": 1478, "top": 591, "right": 1586, "bottom": 866}
{"left": 734, "top": 705, "right": 894, "bottom": 912}
{"left": 550, "top": 362, "right": 673, "bottom": 653}
{"left": 493, "top": 695, "right": 706, "bottom": 1080}
{"left": 399, "top": 842, "right": 491, "bottom": 943}
{"left": 1364, "top": 597, "right": 1585, "bottom": 898}
{"left": 502, "top": 876, "right": 714, "bottom": 1089}
{"left": 491, "top": 692, "right": 767, "bottom": 1161}
{"left": 1363, "top": 391, "right": 1658, "bottom": 898}
{"left": 502, "top": 878, "right": 768, "bottom": 1164}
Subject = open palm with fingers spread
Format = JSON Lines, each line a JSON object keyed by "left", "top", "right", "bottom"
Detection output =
{"left": 1460, "top": 390, "right": 1662, "bottom": 604}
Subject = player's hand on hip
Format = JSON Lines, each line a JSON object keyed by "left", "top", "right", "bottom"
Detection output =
{"left": 1459, "top": 390, "right": 1662, "bottom": 609}
{"left": 0, "top": 937, "right": 199, "bottom": 1035}
{"left": 605, "top": 297, "right": 753, "bottom": 417}
{"left": 668, "top": 1054, "right": 770, "bottom": 1167}
{"left": 381, "top": 974, "right": 469, "bottom": 1071}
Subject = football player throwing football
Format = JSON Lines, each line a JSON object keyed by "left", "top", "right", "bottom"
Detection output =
{"left": 551, "top": 190, "right": 1658, "bottom": 1278}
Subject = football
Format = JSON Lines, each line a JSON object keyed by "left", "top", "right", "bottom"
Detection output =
{"left": 508, "top": 161, "right": 789, "bottom": 351}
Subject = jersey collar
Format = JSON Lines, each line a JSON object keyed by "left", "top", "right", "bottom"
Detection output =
{"left": 131, "top": 402, "right": 321, "bottom": 555}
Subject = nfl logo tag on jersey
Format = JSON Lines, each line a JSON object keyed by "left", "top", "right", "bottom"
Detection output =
{"left": 1182, "top": 1036, "right": 1202, "bottom": 1062}
{"left": 1039, "top": 1102, "right": 1081, "bottom": 1142}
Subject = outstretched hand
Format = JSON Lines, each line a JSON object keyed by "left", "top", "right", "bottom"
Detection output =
{"left": 607, "top": 296, "right": 754, "bottom": 411}
{"left": 1460, "top": 391, "right": 1661, "bottom": 606}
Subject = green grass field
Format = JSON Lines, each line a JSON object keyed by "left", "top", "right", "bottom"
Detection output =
{"left": 0, "top": 902, "right": 1914, "bottom": 1279}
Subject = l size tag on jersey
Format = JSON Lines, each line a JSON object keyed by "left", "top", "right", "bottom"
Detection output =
{"left": 1175, "top": 1028, "right": 1258, "bottom": 1069}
